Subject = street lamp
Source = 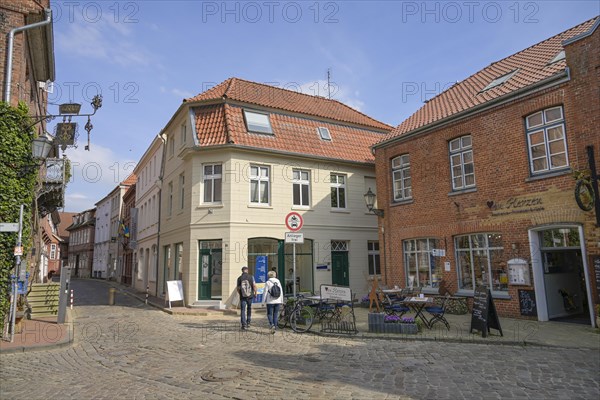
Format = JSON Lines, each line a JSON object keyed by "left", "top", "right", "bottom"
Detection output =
{"left": 364, "top": 187, "right": 384, "bottom": 217}
{"left": 31, "top": 135, "right": 53, "bottom": 160}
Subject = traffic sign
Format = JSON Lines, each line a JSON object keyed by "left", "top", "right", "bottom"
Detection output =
{"left": 0, "top": 223, "right": 19, "bottom": 232}
{"left": 285, "top": 212, "right": 303, "bottom": 232}
{"left": 285, "top": 232, "right": 304, "bottom": 244}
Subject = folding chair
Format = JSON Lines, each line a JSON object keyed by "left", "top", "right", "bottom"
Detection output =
{"left": 382, "top": 293, "right": 410, "bottom": 317}
{"left": 425, "top": 293, "right": 450, "bottom": 330}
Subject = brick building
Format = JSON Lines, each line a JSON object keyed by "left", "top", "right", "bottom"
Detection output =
{"left": 373, "top": 18, "right": 599, "bottom": 326}
{"left": 0, "top": 0, "right": 53, "bottom": 117}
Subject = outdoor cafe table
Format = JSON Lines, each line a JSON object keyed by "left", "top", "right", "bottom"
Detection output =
{"left": 400, "top": 297, "right": 433, "bottom": 328}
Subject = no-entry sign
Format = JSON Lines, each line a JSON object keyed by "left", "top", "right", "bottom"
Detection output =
{"left": 285, "top": 212, "right": 303, "bottom": 232}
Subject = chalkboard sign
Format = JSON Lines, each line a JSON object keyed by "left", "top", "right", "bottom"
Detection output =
{"left": 593, "top": 255, "right": 600, "bottom": 303}
{"left": 518, "top": 289, "right": 537, "bottom": 317}
{"left": 470, "top": 286, "right": 503, "bottom": 338}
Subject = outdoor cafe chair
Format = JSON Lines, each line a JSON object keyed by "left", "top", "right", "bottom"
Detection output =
{"left": 425, "top": 293, "right": 451, "bottom": 330}
{"left": 382, "top": 293, "right": 410, "bottom": 317}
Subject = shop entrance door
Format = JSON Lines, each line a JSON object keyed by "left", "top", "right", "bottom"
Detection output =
{"left": 198, "top": 248, "right": 222, "bottom": 300}
{"left": 332, "top": 251, "right": 349, "bottom": 286}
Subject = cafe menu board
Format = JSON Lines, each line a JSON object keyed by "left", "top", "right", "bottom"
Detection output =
{"left": 518, "top": 289, "right": 537, "bottom": 317}
{"left": 470, "top": 286, "right": 503, "bottom": 338}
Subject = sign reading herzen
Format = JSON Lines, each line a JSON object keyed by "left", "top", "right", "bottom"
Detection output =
{"left": 285, "top": 212, "right": 303, "bottom": 232}
{"left": 469, "top": 286, "right": 503, "bottom": 338}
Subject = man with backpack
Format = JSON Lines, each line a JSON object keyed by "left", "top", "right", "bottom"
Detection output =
{"left": 262, "top": 270, "right": 283, "bottom": 333}
{"left": 237, "top": 266, "right": 256, "bottom": 330}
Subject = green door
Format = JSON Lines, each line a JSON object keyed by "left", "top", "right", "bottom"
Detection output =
{"left": 332, "top": 251, "right": 349, "bottom": 286}
{"left": 198, "top": 249, "right": 211, "bottom": 300}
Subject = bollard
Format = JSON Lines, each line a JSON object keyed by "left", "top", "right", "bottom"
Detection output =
{"left": 108, "top": 287, "right": 116, "bottom": 305}
{"left": 145, "top": 285, "right": 149, "bottom": 305}
{"left": 70, "top": 289, "right": 74, "bottom": 310}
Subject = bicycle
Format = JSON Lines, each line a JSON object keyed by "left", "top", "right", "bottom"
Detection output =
{"left": 277, "top": 294, "right": 312, "bottom": 333}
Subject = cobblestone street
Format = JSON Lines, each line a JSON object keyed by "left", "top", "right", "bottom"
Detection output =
{"left": 1, "top": 280, "right": 599, "bottom": 399}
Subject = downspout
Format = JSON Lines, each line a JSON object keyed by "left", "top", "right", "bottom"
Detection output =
{"left": 155, "top": 132, "right": 167, "bottom": 296}
{"left": 4, "top": 8, "right": 52, "bottom": 103}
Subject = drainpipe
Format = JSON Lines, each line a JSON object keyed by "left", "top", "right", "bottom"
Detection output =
{"left": 3, "top": 8, "right": 53, "bottom": 103}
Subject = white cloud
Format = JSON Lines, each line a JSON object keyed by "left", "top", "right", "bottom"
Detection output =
{"left": 56, "top": 18, "right": 152, "bottom": 67}
{"left": 62, "top": 144, "right": 136, "bottom": 211}
{"left": 170, "top": 88, "right": 194, "bottom": 99}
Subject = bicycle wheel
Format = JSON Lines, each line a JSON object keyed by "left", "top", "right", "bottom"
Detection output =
{"left": 290, "top": 304, "right": 314, "bottom": 333}
{"left": 277, "top": 306, "right": 288, "bottom": 329}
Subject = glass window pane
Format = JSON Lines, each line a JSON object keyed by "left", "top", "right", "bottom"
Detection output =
{"left": 293, "top": 170, "right": 300, "bottom": 180}
{"left": 251, "top": 166, "right": 258, "bottom": 176}
{"left": 401, "top": 154, "right": 410, "bottom": 165}
{"left": 463, "top": 151, "right": 473, "bottom": 163}
{"left": 260, "top": 181, "right": 269, "bottom": 203}
{"left": 549, "top": 141, "right": 565, "bottom": 154}
{"left": 405, "top": 187, "right": 412, "bottom": 198}
{"left": 457, "top": 251, "right": 472, "bottom": 290}
{"left": 214, "top": 178, "right": 222, "bottom": 202}
{"left": 527, "top": 112, "right": 543, "bottom": 128}
{"left": 473, "top": 250, "right": 488, "bottom": 287}
{"left": 490, "top": 249, "right": 507, "bottom": 291}
{"left": 544, "top": 107, "right": 562, "bottom": 123}
{"left": 547, "top": 126, "right": 564, "bottom": 141}
{"left": 204, "top": 181, "right": 213, "bottom": 202}
{"left": 550, "top": 154, "right": 567, "bottom": 168}
{"left": 302, "top": 185, "right": 309, "bottom": 205}
{"left": 338, "top": 175, "right": 345, "bottom": 184}
{"left": 531, "top": 145, "right": 547, "bottom": 159}
{"left": 451, "top": 154, "right": 461, "bottom": 166}
{"left": 453, "top": 166, "right": 463, "bottom": 177}
{"left": 453, "top": 177, "right": 462, "bottom": 188}
{"left": 250, "top": 181, "right": 258, "bottom": 202}
{"left": 461, "top": 136, "right": 471, "bottom": 148}
{"left": 244, "top": 111, "right": 272, "bottom": 134}
{"left": 529, "top": 130, "right": 544, "bottom": 145}
{"left": 204, "top": 165, "right": 213, "bottom": 175}
{"left": 331, "top": 188, "right": 338, "bottom": 208}
{"left": 338, "top": 188, "right": 346, "bottom": 208}
{"left": 293, "top": 185, "right": 300, "bottom": 205}
{"left": 301, "top": 171, "right": 309, "bottom": 180}
{"left": 464, "top": 163, "right": 474, "bottom": 174}
{"left": 260, "top": 167, "right": 268, "bottom": 178}
{"left": 465, "top": 174, "right": 475, "bottom": 186}
{"left": 533, "top": 158, "right": 548, "bottom": 171}
{"left": 214, "top": 165, "right": 222, "bottom": 174}
{"left": 450, "top": 138, "right": 460, "bottom": 151}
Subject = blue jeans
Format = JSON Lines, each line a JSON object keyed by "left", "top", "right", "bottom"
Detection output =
{"left": 240, "top": 297, "right": 252, "bottom": 327}
{"left": 267, "top": 303, "right": 281, "bottom": 328}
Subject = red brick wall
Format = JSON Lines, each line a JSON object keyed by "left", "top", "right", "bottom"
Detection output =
{"left": 375, "top": 26, "right": 599, "bottom": 319}
{"left": 0, "top": 0, "right": 50, "bottom": 119}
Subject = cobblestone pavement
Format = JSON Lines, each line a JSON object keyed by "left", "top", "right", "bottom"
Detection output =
{"left": 1, "top": 280, "right": 599, "bottom": 400}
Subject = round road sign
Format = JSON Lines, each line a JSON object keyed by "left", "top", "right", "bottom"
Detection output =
{"left": 285, "top": 212, "right": 303, "bottom": 232}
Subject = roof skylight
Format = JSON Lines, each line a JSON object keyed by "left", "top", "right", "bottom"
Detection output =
{"left": 481, "top": 69, "right": 519, "bottom": 92}
{"left": 317, "top": 127, "right": 332, "bottom": 141}
{"left": 243, "top": 110, "right": 273, "bottom": 134}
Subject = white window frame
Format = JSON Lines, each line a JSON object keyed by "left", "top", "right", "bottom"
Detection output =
{"left": 243, "top": 110, "right": 273, "bottom": 134}
{"left": 368, "top": 241, "right": 380, "bottom": 276}
{"left": 250, "top": 165, "right": 270, "bottom": 205}
{"left": 525, "top": 106, "right": 568, "bottom": 174}
{"left": 330, "top": 173, "right": 347, "bottom": 209}
{"left": 180, "top": 123, "right": 186, "bottom": 147}
{"left": 203, "top": 164, "right": 222, "bottom": 204}
{"left": 50, "top": 244, "right": 57, "bottom": 260}
{"left": 292, "top": 169, "right": 310, "bottom": 207}
{"left": 317, "top": 127, "right": 331, "bottom": 141}
{"left": 391, "top": 154, "right": 412, "bottom": 201}
{"left": 167, "top": 181, "right": 173, "bottom": 216}
{"left": 179, "top": 173, "right": 185, "bottom": 210}
{"left": 449, "top": 135, "right": 475, "bottom": 191}
{"left": 455, "top": 233, "right": 506, "bottom": 294}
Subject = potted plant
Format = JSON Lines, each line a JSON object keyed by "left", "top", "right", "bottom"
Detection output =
{"left": 400, "top": 316, "right": 419, "bottom": 334}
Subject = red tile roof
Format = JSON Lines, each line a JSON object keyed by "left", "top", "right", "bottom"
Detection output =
{"left": 380, "top": 17, "right": 599, "bottom": 143}
{"left": 121, "top": 173, "right": 137, "bottom": 186}
{"left": 57, "top": 212, "right": 75, "bottom": 239}
{"left": 188, "top": 79, "right": 391, "bottom": 164}
{"left": 186, "top": 77, "right": 391, "bottom": 131}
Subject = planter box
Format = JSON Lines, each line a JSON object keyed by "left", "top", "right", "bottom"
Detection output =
{"left": 368, "top": 313, "right": 418, "bottom": 334}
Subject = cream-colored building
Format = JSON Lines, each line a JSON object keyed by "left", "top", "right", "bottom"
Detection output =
{"left": 158, "top": 78, "right": 391, "bottom": 307}
{"left": 132, "top": 136, "right": 163, "bottom": 293}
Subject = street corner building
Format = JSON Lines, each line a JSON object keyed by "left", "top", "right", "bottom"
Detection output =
{"left": 156, "top": 77, "right": 392, "bottom": 308}
{"left": 372, "top": 17, "right": 600, "bottom": 326}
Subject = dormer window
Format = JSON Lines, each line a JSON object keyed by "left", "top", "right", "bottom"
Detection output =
{"left": 317, "top": 127, "right": 331, "bottom": 141}
{"left": 481, "top": 69, "right": 519, "bottom": 92}
{"left": 548, "top": 50, "right": 565, "bottom": 65}
{"left": 243, "top": 110, "right": 273, "bottom": 134}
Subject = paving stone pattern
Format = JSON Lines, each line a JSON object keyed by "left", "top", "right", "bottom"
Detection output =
{"left": 1, "top": 280, "right": 598, "bottom": 399}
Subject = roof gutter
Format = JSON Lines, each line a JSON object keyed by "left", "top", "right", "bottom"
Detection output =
{"left": 373, "top": 70, "right": 570, "bottom": 150}
{"left": 3, "top": 8, "right": 53, "bottom": 103}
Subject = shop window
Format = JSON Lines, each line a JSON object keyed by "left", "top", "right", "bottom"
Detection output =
{"left": 455, "top": 233, "right": 506, "bottom": 292}
{"left": 403, "top": 238, "right": 440, "bottom": 288}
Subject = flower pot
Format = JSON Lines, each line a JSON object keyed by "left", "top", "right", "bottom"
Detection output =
{"left": 368, "top": 312, "right": 385, "bottom": 333}
{"left": 400, "top": 323, "right": 418, "bottom": 334}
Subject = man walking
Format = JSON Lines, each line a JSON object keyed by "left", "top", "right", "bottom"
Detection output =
{"left": 237, "top": 266, "right": 256, "bottom": 330}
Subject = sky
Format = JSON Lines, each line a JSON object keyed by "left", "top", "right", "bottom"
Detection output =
{"left": 47, "top": 0, "right": 600, "bottom": 212}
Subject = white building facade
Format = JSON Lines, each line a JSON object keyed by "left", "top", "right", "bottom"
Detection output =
{"left": 133, "top": 136, "right": 163, "bottom": 294}
{"left": 93, "top": 196, "right": 111, "bottom": 278}
{"left": 157, "top": 78, "right": 391, "bottom": 307}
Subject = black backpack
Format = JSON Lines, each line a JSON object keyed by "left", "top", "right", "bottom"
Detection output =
{"left": 268, "top": 281, "right": 281, "bottom": 298}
